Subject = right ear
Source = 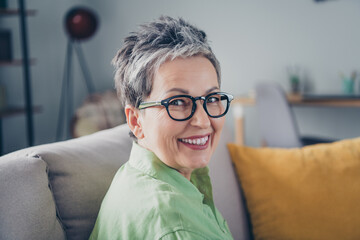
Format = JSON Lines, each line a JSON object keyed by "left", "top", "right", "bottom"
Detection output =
{"left": 125, "top": 105, "right": 144, "bottom": 139}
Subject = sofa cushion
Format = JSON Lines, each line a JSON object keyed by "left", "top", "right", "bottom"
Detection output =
{"left": 227, "top": 138, "right": 360, "bottom": 240}
{"left": 0, "top": 156, "right": 65, "bottom": 240}
{"left": 4, "top": 124, "right": 132, "bottom": 240}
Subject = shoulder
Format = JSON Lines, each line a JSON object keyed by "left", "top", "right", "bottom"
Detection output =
{"left": 101, "top": 162, "right": 187, "bottom": 217}
{"left": 93, "top": 170, "right": 180, "bottom": 237}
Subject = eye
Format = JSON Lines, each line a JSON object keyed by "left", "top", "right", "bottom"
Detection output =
{"left": 207, "top": 96, "right": 220, "bottom": 103}
{"left": 169, "top": 99, "right": 186, "bottom": 106}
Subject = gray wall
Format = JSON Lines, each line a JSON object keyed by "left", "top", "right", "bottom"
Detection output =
{"left": 1, "top": 0, "right": 360, "bottom": 153}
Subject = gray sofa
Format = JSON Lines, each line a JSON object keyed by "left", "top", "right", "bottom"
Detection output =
{"left": 0, "top": 123, "right": 250, "bottom": 240}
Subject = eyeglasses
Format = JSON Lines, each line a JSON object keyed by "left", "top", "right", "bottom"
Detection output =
{"left": 138, "top": 92, "right": 233, "bottom": 121}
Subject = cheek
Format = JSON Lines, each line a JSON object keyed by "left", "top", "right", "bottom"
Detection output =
{"left": 142, "top": 109, "right": 168, "bottom": 129}
{"left": 212, "top": 117, "right": 225, "bottom": 133}
{"left": 150, "top": 118, "right": 186, "bottom": 160}
{"left": 144, "top": 110, "right": 183, "bottom": 141}
{"left": 211, "top": 118, "right": 225, "bottom": 145}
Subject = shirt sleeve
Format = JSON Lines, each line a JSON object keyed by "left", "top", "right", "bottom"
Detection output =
{"left": 160, "top": 230, "right": 207, "bottom": 240}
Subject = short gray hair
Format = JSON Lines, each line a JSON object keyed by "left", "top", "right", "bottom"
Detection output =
{"left": 112, "top": 16, "right": 221, "bottom": 107}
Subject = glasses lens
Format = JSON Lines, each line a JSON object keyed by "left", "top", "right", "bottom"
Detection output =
{"left": 167, "top": 96, "right": 193, "bottom": 120}
{"left": 206, "top": 93, "right": 228, "bottom": 117}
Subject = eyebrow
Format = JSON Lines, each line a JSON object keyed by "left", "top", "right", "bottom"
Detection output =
{"left": 166, "top": 88, "right": 189, "bottom": 94}
{"left": 166, "top": 86, "right": 220, "bottom": 95}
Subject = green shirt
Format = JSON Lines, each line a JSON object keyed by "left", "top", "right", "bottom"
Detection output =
{"left": 89, "top": 142, "right": 233, "bottom": 240}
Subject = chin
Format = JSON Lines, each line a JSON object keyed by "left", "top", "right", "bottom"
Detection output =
{"left": 188, "top": 157, "right": 210, "bottom": 169}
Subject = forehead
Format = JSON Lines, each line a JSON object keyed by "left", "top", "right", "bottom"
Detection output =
{"left": 152, "top": 56, "right": 219, "bottom": 95}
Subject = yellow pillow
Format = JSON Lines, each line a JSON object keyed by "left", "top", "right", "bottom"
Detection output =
{"left": 228, "top": 138, "right": 360, "bottom": 240}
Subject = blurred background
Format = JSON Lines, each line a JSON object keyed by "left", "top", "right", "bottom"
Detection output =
{"left": 1, "top": 0, "right": 360, "bottom": 154}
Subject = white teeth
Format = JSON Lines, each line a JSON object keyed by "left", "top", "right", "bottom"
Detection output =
{"left": 180, "top": 136, "right": 209, "bottom": 146}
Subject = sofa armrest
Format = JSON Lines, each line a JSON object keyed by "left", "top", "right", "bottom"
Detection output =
{"left": 0, "top": 156, "right": 65, "bottom": 240}
{"left": 209, "top": 124, "right": 251, "bottom": 240}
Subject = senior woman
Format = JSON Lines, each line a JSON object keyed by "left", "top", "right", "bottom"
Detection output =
{"left": 90, "top": 16, "right": 234, "bottom": 240}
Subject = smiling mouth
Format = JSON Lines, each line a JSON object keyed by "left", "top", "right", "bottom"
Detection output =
{"left": 178, "top": 135, "right": 209, "bottom": 146}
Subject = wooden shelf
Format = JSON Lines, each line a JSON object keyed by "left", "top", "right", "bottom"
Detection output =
{"left": 0, "top": 59, "right": 36, "bottom": 66}
{"left": 0, "top": 105, "right": 41, "bottom": 118}
{"left": 0, "top": 9, "right": 36, "bottom": 16}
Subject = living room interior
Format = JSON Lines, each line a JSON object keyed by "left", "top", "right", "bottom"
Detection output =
{"left": 1, "top": 0, "right": 360, "bottom": 154}
{"left": 1, "top": 1, "right": 360, "bottom": 239}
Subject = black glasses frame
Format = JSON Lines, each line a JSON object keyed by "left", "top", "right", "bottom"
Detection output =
{"left": 138, "top": 92, "right": 234, "bottom": 121}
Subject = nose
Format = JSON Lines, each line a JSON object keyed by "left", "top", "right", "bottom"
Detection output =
{"left": 189, "top": 101, "right": 211, "bottom": 128}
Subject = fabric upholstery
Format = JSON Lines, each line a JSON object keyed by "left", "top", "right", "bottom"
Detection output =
{"left": 0, "top": 156, "right": 65, "bottom": 240}
{"left": 1, "top": 124, "right": 132, "bottom": 240}
{"left": 228, "top": 138, "right": 360, "bottom": 240}
{"left": 209, "top": 124, "right": 250, "bottom": 240}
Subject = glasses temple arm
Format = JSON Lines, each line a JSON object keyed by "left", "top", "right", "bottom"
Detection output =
{"left": 138, "top": 101, "right": 162, "bottom": 110}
